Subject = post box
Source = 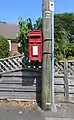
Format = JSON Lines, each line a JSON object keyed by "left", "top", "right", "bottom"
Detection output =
{"left": 28, "top": 30, "right": 42, "bottom": 62}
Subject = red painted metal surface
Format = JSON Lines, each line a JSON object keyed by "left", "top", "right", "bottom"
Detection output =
{"left": 28, "top": 30, "right": 42, "bottom": 62}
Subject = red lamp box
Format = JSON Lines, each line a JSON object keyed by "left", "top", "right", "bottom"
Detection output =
{"left": 28, "top": 30, "right": 42, "bottom": 62}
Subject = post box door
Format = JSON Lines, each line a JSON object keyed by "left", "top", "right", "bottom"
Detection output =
{"left": 29, "top": 43, "right": 42, "bottom": 61}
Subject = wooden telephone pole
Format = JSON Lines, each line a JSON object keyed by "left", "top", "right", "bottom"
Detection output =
{"left": 42, "top": 0, "right": 57, "bottom": 112}
{"left": 42, "top": 0, "right": 52, "bottom": 110}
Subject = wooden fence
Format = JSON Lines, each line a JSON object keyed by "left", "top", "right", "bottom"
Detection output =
{"left": 0, "top": 54, "right": 74, "bottom": 103}
{"left": 0, "top": 69, "right": 41, "bottom": 101}
{"left": 54, "top": 60, "right": 74, "bottom": 103}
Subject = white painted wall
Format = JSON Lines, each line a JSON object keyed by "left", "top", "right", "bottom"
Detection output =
{"left": 8, "top": 39, "right": 11, "bottom": 51}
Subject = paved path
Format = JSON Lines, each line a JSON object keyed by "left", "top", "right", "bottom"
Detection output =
{"left": 0, "top": 105, "right": 74, "bottom": 120}
{"left": 45, "top": 118, "right": 74, "bottom": 120}
{"left": 44, "top": 105, "right": 74, "bottom": 118}
{"left": 0, "top": 105, "right": 44, "bottom": 120}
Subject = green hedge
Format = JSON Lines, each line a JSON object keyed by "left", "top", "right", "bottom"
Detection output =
{"left": 0, "top": 36, "right": 9, "bottom": 58}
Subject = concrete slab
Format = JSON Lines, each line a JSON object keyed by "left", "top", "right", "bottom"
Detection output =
{"left": 0, "top": 104, "right": 74, "bottom": 120}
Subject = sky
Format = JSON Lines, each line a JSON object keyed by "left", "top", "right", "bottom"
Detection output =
{"left": 0, "top": 0, "right": 74, "bottom": 24}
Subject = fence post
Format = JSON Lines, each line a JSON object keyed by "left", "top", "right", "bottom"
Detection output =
{"left": 64, "top": 60, "right": 69, "bottom": 102}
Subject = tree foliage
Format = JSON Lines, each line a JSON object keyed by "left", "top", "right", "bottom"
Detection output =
{"left": 54, "top": 28, "right": 70, "bottom": 60}
{"left": 18, "top": 17, "right": 29, "bottom": 57}
{"left": 18, "top": 17, "right": 34, "bottom": 57}
{"left": 34, "top": 18, "right": 42, "bottom": 30}
{"left": 35, "top": 13, "right": 74, "bottom": 60}
{"left": 0, "top": 36, "right": 9, "bottom": 58}
{"left": 18, "top": 13, "right": 74, "bottom": 60}
{"left": 54, "top": 13, "right": 74, "bottom": 59}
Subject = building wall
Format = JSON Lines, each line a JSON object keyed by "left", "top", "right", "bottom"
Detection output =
{"left": 11, "top": 40, "right": 18, "bottom": 54}
{"left": 8, "top": 39, "right": 20, "bottom": 55}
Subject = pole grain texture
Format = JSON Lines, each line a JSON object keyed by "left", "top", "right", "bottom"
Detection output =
{"left": 42, "top": 0, "right": 52, "bottom": 110}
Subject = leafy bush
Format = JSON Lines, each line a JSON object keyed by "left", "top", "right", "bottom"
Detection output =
{"left": 67, "top": 56, "right": 74, "bottom": 60}
{"left": 0, "top": 36, "right": 9, "bottom": 58}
